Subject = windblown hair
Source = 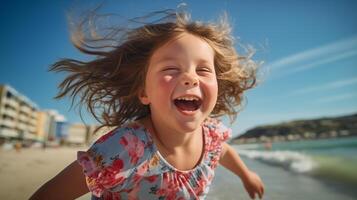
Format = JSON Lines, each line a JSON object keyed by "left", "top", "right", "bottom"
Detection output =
{"left": 51, "top": 8, "right": 258, "bottom": 130}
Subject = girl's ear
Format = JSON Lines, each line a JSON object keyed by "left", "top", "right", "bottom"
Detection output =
{"left": 138, "top": 88, "right": 150, "bottom": 105}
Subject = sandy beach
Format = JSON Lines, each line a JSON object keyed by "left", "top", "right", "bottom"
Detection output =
{"left": 0, "top": 146, "right": 91, "bottom": 200}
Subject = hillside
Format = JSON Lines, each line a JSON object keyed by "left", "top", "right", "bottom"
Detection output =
{"left": 233, "top": 113, "right": 357, "bottom": 144}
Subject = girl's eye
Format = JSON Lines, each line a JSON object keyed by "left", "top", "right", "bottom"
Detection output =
{"left": 197, "top": 67, "right": 212, "bottom": 73}
{"left": 162, "top": 67, "right": 179, "bottom": 72}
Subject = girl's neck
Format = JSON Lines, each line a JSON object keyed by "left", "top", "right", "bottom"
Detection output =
{"left": 139, "top": 115, "right": 205, "bottom": 171}
{"left": 140, "top": 116, "right": 202, "bottom": 152}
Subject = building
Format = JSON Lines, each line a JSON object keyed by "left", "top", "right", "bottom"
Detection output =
{"left": 36, "top": 110, "right": 67, "bottom": 143}
{"left": 67, "top": 123, "right": 90, "bottom": 145}
{"left": 36, "top": 111, "right": 51, "bottom": 142}
{"left": 56, "top": 121, "right": 69, "bottom": 140}
{"left": 66, "top": 123, "right": 114, "bottom": 145}
{"left": 0, "top": 84, "right": 104, "bottom": 146}
{"left": 0, "top": 84, "right": 38, "bottom": 142}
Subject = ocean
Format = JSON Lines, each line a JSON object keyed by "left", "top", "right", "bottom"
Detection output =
{"left": 207, "top": 136, "right": 357, "bottom": 200}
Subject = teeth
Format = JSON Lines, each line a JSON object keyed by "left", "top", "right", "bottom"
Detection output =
{"left": 176, "top": 96, "right": 199, "bottom": 101}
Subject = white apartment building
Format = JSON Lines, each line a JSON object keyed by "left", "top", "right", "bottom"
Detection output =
{"left": 0, "top": 84, "right": 38, "bottom": 141}
{"left": 0, "top": 84, "right": 104, "bottom": 145}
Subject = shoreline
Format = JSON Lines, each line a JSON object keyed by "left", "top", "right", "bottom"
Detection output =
{"left": 232, "top": 135, "right": 357, "bottom": 146}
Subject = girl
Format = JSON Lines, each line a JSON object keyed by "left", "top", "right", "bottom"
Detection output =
{"left": 31, "top": 8, "right": 264, "bottom": 200}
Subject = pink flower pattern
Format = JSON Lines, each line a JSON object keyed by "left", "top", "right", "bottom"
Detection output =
{"left": 119, "top": 132, "right": 145, "bottom": 165}
{"left": 77, "top": 118, "right": 231, "bottom": 199}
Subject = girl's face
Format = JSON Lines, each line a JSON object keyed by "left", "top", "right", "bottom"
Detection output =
{"left": 139, "top": 32, "right": 218, "bottom": 133}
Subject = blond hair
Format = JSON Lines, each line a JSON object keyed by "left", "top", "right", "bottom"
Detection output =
{"left": 51, "top": 8, "right": 258, "bottom": 130}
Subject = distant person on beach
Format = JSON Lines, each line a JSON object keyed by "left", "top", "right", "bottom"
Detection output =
{"left": 15, "top": 141, "right": 22, "bottom": 153}
{"left": 30, "top": 6, "right": 264, "bottom": 200}
{"left": 264, "top": 141, "right": 272, "bottom": 151}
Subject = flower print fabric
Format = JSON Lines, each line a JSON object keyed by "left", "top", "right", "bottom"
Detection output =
{"left": 77, "top": 118, "right": 232, "bottom": 200}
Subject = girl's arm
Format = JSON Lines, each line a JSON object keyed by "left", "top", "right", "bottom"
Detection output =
{"left": 29, "top": 160, "right": 89, "bottom": 200}
{"left": 219, "top": 142, "right": 265, "bottom": 199}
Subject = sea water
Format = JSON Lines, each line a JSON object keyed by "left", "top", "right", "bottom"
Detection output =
{"left": 207, "top": 136, "right": 357, "bottom": 200}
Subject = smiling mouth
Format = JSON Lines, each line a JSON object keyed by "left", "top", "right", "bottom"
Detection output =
{"left": 173, "top": 97, "right": 202, "bottom": 112}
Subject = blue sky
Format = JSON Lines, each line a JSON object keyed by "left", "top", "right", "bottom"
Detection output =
{"left": 1, "top": 0, "right": 357, "bottom": 136}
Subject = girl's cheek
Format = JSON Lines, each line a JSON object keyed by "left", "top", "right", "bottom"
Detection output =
{"left": 159, "top": 75, "right": 175, "bottom": 89}
{"left": 204, "top": 77, "right": 218, "bottom": 93}
{"left": 162, "top": 75, "right": 174, "bottom": 83}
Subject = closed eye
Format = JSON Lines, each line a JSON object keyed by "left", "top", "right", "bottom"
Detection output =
{"left": 197, "top": 66, "right": 213, "bottom": 73}
{"left": 162, "top": 66, "right": 180, "bottom": 72}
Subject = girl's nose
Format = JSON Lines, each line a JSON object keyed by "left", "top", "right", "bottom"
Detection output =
{"left": 182, "top": 73, "right": 198, "bottom": 87}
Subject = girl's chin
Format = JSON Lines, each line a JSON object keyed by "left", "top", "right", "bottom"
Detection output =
{"left": 173, "top": 112, "right": 206, "bottom": 132}
{"left": 176, "top": 122, "right": 202, "bottom": 133}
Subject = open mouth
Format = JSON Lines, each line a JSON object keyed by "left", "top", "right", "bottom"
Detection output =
{"left": 173, "top": 96, "right": 202, "bottom": 112}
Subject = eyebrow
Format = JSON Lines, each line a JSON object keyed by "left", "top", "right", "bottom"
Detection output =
{"left": 154, "top": 56, "right": 213, "bottom": 65}
{"left": 154, "top": 56, "right": 179, "bottom": 64}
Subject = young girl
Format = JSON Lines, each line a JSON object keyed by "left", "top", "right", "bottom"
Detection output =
{"left": 31, "top": 8, "right": 264, "bottom": 200}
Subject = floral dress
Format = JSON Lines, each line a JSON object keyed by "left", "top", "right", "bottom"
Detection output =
{"left": 77, "top": 118, "right": 231, "bottom": 200}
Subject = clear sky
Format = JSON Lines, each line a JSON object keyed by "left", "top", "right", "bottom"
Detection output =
{"left": 1, "top": 0, "right": 357, "bottom": 137}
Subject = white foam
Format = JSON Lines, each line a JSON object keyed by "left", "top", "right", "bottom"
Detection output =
{"left": 236, "top": 149, "right": 317, "bottom": 173}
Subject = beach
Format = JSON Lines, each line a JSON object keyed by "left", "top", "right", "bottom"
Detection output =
{"left": 1, "top": 138, "right": 357, "bottom": 200}
{"left": 0, "top": 146, "right": 91, "bottom": 200}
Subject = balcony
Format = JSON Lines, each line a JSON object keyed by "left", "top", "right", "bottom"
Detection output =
{"left": 2, "top": 108, "right": 18, "bottom": 118}
{"left": 0, "top": 128, "right": 19, "bottom": 138}
{"left": 18, "top": 114, "right": 29, "bottom": 122}
{"left": 3, "top": 98, "right": 19, "bottom": 109}
{"left": 17, "top": 122, "right": 27, "bottom": 131}
{"left": 19, "top": 105, "right": 31, "bottom": 114}
{"left": 28, "top": 125, "right": 37, "bottom": 133}
{"left": 0, "top": 118, "right": 16, "bottom": 128}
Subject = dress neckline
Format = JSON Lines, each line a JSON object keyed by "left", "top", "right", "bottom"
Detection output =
{"left": 134, "top": 121, "right": 208, "bottom": 174}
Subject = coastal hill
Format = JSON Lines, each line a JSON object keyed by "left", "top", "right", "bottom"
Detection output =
{"left": 232, "top": 113, "right": 357, "bottom": 144}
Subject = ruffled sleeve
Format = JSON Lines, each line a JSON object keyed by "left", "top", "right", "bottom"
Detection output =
{"left": 215, "top": 120, "right": 232, "bottom": 142}
{"left": 77, "top": 150, "right": 104, "bottom": 197}
{"left": 203, "top": 118, "right": 232, "bottom": 169}
{"left": 77, "top": 124, "right": 151, "bottom": 197}
{"left": 204, "top": 118, "right": 232, "bottom": 142}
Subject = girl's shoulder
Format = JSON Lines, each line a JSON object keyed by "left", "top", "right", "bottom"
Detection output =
{"left": 76, "top": 122, "right": 154, "bottom": 197}
{"left": 77, "top": 121, "right": 153, "bottom": 176}
{"left": 92, "top": 122, "right": 149, "bottom": 146}
{"left": 203, "top": 118, "right": 232, "bottom": 142}
{"left": 201, "top": 118, "right": 232, "bottom": 170}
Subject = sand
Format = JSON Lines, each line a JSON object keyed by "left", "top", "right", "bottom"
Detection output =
{"left": 0, "top": 146, "right": 91, "bottom": 200}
